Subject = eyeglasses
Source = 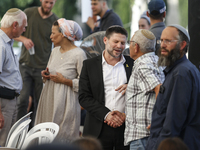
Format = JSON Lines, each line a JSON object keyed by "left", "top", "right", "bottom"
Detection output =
{"left": 127, "top": 40, "right": 137, "bottom": 45}
{"left": 157, "top": 39, "right": 179, "bottom": 45}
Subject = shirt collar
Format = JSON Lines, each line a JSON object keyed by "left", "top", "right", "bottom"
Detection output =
{"left": 102, "top": 50, "right": 125, "bottom": 65}
{"left": 134, "top": 52, "right": 155, "bottom": 65}
{"left": 0, "top": 29, "right": 14, "bottom": 46}
{"left": 164, "top": 55, "right": 187, "bottom": 75}
{"left": 150, "top": 22, "right": 165, "bottom": 30}
{"left": 101, "top": 9, "right": 112, "bottom": 20}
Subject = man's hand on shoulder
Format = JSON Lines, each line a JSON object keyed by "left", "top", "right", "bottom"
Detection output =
{"left": 115, "top": 84, "right": 128, "bottom": 95}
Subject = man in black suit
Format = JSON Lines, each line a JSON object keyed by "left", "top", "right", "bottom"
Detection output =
{"left": 79, "top": 26, "right": 133, "bottom": 150}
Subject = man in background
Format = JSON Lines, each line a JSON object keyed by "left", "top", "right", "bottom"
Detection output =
{"left": 0, "top": 8, "right": 27, "bottom": 146}
{"left": 147, "top": 0, "right": 166, "bottom": 54}
{"left": 15, "top": 0, "right": 58, "bottom": 124}
{"left": 87, "top": 0, "right": 123, "bottom": 33}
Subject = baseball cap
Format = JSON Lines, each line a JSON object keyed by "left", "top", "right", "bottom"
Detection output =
{"left": 148, "top": 0, "right": 166, "bottom": 16}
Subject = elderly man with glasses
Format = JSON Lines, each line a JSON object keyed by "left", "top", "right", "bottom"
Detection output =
{"left": 146, "top": 25, "right": 200, "bottom": 150}
{"left": 124, "top": 29, "right": 165, "bottom": 150}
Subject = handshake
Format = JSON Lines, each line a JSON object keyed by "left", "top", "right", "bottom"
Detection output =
{"left": 104, "top": 111, "right": 126, "bottom": 128}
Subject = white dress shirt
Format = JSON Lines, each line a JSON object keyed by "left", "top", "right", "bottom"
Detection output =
{"left": 102, "top": 53, "right": 127, "bottom": 113}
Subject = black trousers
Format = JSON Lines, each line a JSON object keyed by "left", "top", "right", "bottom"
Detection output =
{"left": 98, "top": 123, "right": 129, "bottom": 150}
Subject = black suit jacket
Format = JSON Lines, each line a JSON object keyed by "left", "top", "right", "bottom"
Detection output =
{"left": 78, "top": 55, "right": 133, "bottom": 138}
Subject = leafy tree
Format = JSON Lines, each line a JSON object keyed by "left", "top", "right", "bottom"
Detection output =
{"left": 179, "top": 0, "right": 188, "bottom": 28}
{"left": 0, "top": 0, "right": 40, "bottom": 19}
{"left": 52, "top": 0, "right": 77, "bottom": 19}
{"left": 112, "top": 0, "right": 132, "bottom": 39}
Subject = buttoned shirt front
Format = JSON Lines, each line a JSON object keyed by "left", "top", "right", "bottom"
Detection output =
{"left": 146, "top": 55, "right": 200, "bottom": 150}
{"left": 102, "top": 52, "right": 127, "bottom": 113}
{"left": 124, "top": 52, "right": 165, "bottom": 145}
{"left": 0, "top": 29, "right": 22, "bottom": 93}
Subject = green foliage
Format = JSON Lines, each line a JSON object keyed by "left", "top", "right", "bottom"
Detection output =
{"left": 112, "top": 0, "right": 132, "bottom": 39}
{"left": 179, "top": 0, "right": 188, "bottom": 28}
{"left": 15, "top": 0, "right": 35, "bottom": 8}
{"left": 0, "top": 0, "right": 40, "bottom": 20}
{"left": 0, "top": 0, "right": 78, "bottom": 20}
{"left": 52, "top": 0, "right": 77, "bottom": 19}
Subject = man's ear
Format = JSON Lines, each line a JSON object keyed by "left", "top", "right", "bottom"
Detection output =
{"left": 12, "top": 21, "right": 18, "bottom": 29}
{"left": 103, "top": 36, "right": 108, "bottom": 45}
{"left": 180, "top": 41, "right": 187, "bottom": 51}
{"left": 147, "top": 11, "right": 150, "bottom": 17}
{"left": 135, "top": 43, "right": 139, "bottom": 53}
{"left": 102, "top": 1, "right": 106, "bottom": 7}
{"left": 163, "top": 11, "right": 166, "bottom": 18}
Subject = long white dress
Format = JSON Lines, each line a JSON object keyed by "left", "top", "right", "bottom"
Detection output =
{"left": 35, "top": 46, "right": 87, "bottom": 142}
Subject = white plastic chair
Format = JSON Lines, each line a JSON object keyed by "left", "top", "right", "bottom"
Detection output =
{"left": 6, "top": 119, "right": 32, "bottom": 149}
{"left": 21, "top": 122, "right": 59, "bottom": 149}
{"left": 5, "top": 111, "right": 33, "bottom": 147}
{"left": 21, "top": 130, "right": 54, "bottom": 149}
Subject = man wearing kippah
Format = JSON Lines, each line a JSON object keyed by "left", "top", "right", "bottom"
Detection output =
{"left": 0, "top": 8, "right": 27, "bottom": 146}
{"left": 147, "top": 0, "right": 166, "bottom": 54}
{"left": 124, "top": 29, "right": 165, "bottom": 150}
{"left": 146, "top": 25, "right": 200, "bottom": 150}
{"left": 15, "top": 0, "right": 58, "bottom": 126}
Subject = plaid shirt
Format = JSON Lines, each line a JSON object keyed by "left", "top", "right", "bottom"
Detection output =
{"left": 124, "top": 52, "right": 165, "bottom": 145}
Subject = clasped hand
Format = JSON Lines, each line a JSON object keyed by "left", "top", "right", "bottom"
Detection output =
{"left": 41, "top": 68, "right": 64, "bottom": 83}
{"left": 104, "top": 111, "right": 126, "bottom": 128}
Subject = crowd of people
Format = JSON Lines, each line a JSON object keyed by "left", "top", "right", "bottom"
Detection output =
{"left": 0, "top": 0, "right": 200, "bottom": 150}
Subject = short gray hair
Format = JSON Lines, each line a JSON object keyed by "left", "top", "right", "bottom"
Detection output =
{"left": 1, "top": 8, "right": 27, "bottom": 28}
{"left": 132, "top": 29, "right": 156, "bottom": 53}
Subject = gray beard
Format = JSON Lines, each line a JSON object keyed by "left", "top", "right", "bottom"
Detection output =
{"left": 158, "top": 45, "right": 181, "bottom": 67}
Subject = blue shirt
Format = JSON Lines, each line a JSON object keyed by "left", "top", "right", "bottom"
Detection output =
{"left": 0, "top": 29, "right": 22, "bottom": 93}
{"left": 146, "top": 55, "right": 200, "bottom": 150}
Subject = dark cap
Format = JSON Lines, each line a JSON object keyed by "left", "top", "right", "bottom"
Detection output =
{"left": 148, "top": 0, "right": 166, "bottom": 16}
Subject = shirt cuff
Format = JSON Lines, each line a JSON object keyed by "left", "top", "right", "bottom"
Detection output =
{"left": 104, "top": 111, "right": 111, "bottom": 120}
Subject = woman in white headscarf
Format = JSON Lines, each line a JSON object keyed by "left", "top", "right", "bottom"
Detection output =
{"left": 35, "top": 18, "right": 87, "bottom": 142}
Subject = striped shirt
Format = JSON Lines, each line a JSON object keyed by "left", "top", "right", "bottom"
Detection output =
{"left": 124, "top": 52, "right": 165, "bottom": 145}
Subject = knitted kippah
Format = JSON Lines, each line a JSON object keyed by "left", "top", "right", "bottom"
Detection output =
{"left": 141, "top": 29, "right": 155, "bottom": 40}
{"left": 6, "top": 8, "right": 21, "bottom": 16}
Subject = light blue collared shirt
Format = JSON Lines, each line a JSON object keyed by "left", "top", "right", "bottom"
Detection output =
{"left": 0, "top": 29, "right": 22, "bottom": 93}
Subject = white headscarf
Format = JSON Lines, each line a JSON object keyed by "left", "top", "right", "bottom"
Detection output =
{"left": 57, "top": 18, "right": 83, "bottom": 41}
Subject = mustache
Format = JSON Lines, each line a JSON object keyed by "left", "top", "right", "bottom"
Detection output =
{"left": 113, "top": 48, "right": 123, "bottom": 51}
{"left": 161, "top": 48, "right": 169, "bottom": 53}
